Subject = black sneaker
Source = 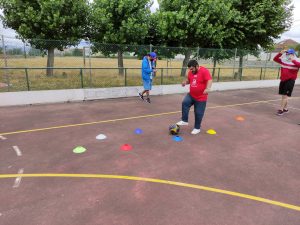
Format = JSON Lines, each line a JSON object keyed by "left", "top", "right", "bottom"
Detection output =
{"left": 138, "top": 93, "right": 144, "bottom": 101}
{"left": 146, "top": 98, "right": 151, "bottom": 103}
{"left": 283, "top": 109, "right": 289, "bottom": 113}
{"left": 277, "top": 110, "right": 284, "bottom": 116}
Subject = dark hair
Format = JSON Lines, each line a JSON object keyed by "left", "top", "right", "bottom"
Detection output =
{"left": 187, "top": 59, "right": 199, "bottom": 67}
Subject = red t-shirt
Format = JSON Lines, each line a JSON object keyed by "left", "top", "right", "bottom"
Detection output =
{"left": 273, "top": 53, "right": 300, "bottom": 81}
{"left": 188, "top": 67, "right": 212, "bottom": 101}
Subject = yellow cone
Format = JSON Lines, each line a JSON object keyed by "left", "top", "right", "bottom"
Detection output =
{"left": 206, "top": 129, "right": 217, "bottom": 135}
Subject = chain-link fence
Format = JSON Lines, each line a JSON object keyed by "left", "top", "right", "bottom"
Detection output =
{"left": 0, "top": 35, "right": 281, "bottom": 92}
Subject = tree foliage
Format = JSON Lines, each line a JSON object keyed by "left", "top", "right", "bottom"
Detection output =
{"left": 157, "top": 0, "right": 293, "bottom": 77}
{"left": 90, "top": 0, "right": 152, "bottom": 75}
{"left": 0, "top": 0, "right": 89, "bottom": 76}
{"left": 295, "top": 44, "right": 300, "bottom": 55}
{"left": 226, "top": 0, "right": 294, "bottom": 78}
{"left": 157, "top": 0, "right": 238, "bottom": 75}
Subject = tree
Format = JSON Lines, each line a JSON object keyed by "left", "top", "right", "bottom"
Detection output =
{"left": 0, "top": 0, "right": 89, "bottom": 76}
{"left": 72, "top": 48, "right": 83, "bottom": 57}
{"left": 157, "top": 0, "right": 238, "bottom": 76}
{"left": 90, "top": 0, "right": 152, "bottom": 75}
{"left": 198, "top": 48, "right": 236, "bottom": 77}
{"left": 225, "top": 0, "right": 293, "bottom": 79}
{"left": 295, "top": 44, "right": 300, "bottom": 55}
{"left": 6, "top": 48, "right": 23, "bottom": 55}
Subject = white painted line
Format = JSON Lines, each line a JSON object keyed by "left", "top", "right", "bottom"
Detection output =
{"left": 287, "top": 106, "right": 300, "bottom": 111}
{"left": 265, "top": 102, "right": 280, "bottom": 108}
{"left": 266, "top": 102, "right": 300, "bottom": 111}
{"left": 13, "top": 168, "right": 24, "bottom": 188}
{"left": 0, "top": 136, "right": 7, "bottom": 140}
{"left": 13, "top": 146, "right": 22, "bottom": 156}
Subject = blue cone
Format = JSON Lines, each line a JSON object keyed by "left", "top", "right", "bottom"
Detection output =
{"left": 134, "top": 128, "right": 143, "bottom": 134}
{"left": 172, "top": 135, "right": 183, "bottom": 142}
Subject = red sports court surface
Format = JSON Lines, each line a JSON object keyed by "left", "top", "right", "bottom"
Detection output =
{"left": 0, "top": 86, "right": 300, "bottom": 225}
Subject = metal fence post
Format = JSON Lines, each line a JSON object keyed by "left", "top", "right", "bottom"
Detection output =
{"left": 277, "top": 67, "right": 280, "bottom": 79}
{"left": 80, "top": 68, "right": 84, "bottom": 88}
{"left": 240, "top": 67, "right": 243, "bottom": 81}
{"left": 23, "top": 42, "right": 27, "bottom": 59}
{"left": 161, "top": 68, "right": 163, "bottom": 85}
{"left": 25, "top": 68, "right": 30, "bottom": 91}
{"left": 233, "top": 48, "right": 237, "bottom": 77}
{"left": 259, "top": 67, "right": 263, "bottom": 80}
{"left": 124, "top": 68, "right": 127, "bottom": 86}
{"left": 83, "top": 47, "right": 86, "bottom": 66}
{"left": 1, "top": 35, "right": 10, "bottom": 91}
{"left": 87, "top": 41, "right": 92, "bottom": 87}
{"left": 263, "top": 56, "right": 268, "bottom": 80}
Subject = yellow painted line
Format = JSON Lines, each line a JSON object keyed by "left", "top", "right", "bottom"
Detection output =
{"left": 0, "top": 173, "right": 300, "bottom": 212}
{"left": 1, "top": 97, "right": 299, "bottom": 136}
{"left": 0, "top": 111, "right": 181, "bottom": 136}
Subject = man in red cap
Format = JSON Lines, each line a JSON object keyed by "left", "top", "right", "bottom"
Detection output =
{"left": 273, "top": 48, "right": 300, "bottom": 116}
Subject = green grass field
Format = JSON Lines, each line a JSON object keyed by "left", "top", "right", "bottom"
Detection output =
{"left": 0, "top": 56, "right": 280, "bottom": 92}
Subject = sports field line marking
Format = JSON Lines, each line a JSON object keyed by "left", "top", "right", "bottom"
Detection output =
{"left": 265, "top": 102, "right": 300, "bottom": 111}
{"left": 12, "top": 169, "right": 24, "bottom": 188}
{"left": 1, "top": 173, "right": 300, "bottom": 211}
{"left": 13, "top": 146, "right": 22, "bottom": 156}
{"left": 1, "top": 97, "right": 299, "bottom": 136}
{"left": 0, "top": 136, "right": 7, "bottom": 140}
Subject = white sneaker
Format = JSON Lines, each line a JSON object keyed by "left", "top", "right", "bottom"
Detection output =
{"left": 191, "top": 129, "right": 201, "bottom": 135}
{"left": 176, "top": 121, "right": 189, "bottom": 126}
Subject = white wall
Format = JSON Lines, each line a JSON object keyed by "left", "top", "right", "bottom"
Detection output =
{"left": 0, "top": 79, "right": 299, "bottom": 107}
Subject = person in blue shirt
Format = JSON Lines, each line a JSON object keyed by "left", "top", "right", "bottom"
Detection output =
{"left": 139, "top": 52, "right": 157, "bottom": 103}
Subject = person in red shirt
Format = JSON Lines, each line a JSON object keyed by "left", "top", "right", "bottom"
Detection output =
{"left": 273, "top": 48, "right": 300, "bottom": 116}
{"left": 176, "top": 59, "right": 213, "bottom": 134}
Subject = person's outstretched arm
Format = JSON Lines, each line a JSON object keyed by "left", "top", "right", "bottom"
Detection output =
{"left": 273, "top": 50, "right": 286, "bottom": 64}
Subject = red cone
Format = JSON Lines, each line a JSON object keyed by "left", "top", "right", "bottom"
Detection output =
{"left": 120, "top": 144, "right": 132, "bottom": 151}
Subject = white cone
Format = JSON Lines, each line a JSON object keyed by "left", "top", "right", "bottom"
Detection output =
{"left": 96, "top": 134, "right": 107, "bottom": 140}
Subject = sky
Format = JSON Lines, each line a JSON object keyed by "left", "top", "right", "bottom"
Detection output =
{"left": 1, "top": 0, "right": 300, "bottom": 43}
{"left": 279, "top": 0, "right": 300, "bottom": 42}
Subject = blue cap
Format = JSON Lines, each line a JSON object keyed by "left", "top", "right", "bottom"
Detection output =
{"left": 149, "top": 52, "right": 157, "bottom": 58}
{"left": 286, "top": 49, "right": 296, "bottom": 55}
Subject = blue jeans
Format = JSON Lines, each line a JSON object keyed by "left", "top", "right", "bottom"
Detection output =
{"left": 181, "top": 94, "right": 207, "bottom": 129}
